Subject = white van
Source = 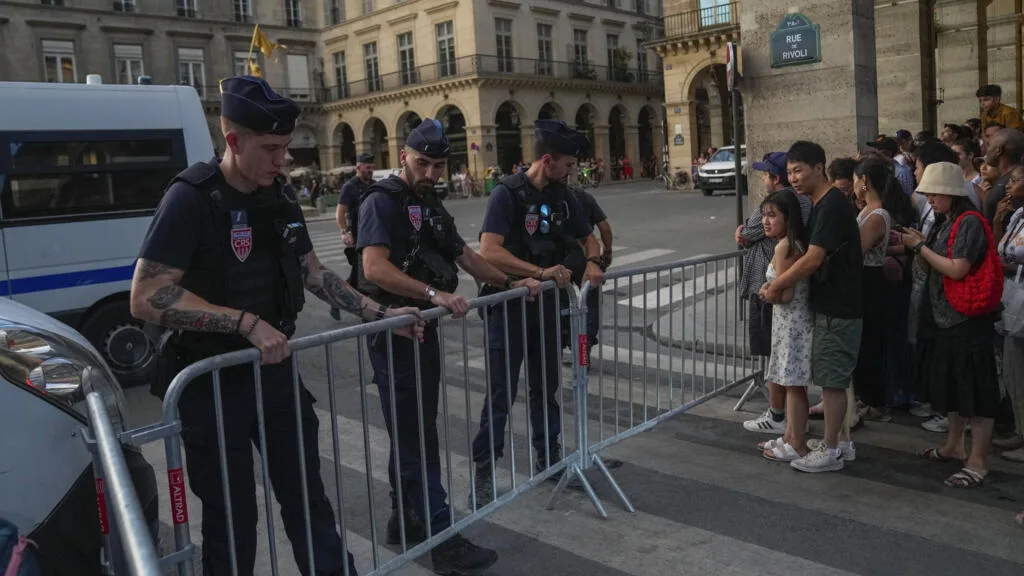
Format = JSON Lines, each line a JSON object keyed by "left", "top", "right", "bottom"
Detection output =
{"left": 0, "top": 81, "right": 214, "bottom": 387}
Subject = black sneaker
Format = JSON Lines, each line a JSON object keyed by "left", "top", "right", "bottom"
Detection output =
{"left": 385, "top": 508, "right": 427, "bottom": 546}
{"left": 430, "top": 534, "right": 498, "bottom": 575}
{"left": 469, "top": 464, "right": 494, "bottom": 508}
{"left": 534, "top": 442, "right": 562, "bottom": 475}
{"left": 329, "top": 307, "right": 341, "bottom": 320}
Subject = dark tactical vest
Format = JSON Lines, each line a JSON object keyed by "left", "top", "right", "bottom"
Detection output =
{"left": 356, "top": 176, "right": 460, "bottom": 309}
{"left": 499, "top": 173, "right": 586, "bottom": 282}
{"left": 164, "top": 161, "right": 305, "bottom": 356}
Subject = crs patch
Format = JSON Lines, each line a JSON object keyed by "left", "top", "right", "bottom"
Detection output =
{"left": 525, "top": 213, "right": 539, "bottom": 236}
{"left": 408, "top": 205, "right": 423, "bottom": 231}
{"left": 230, "top": 209, "right": 253, "bottom": 262}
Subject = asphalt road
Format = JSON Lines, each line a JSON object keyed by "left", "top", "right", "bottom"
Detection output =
{"left": 124, "top": 181, "right": 1024, "bottom": 576}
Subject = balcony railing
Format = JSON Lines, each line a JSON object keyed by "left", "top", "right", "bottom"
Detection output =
{"left": 325, "top": 54, "right": 663, "bottom": 102}
{"left": 197, "top": 85, "right": 327, "bottom": 103}
{"left": 664, "top": 1, "right": 738, "bottom": 39}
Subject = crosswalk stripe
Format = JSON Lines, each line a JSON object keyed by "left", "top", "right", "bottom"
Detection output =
{"left": 616, "top": 267, "right": 736, "bottom": 308}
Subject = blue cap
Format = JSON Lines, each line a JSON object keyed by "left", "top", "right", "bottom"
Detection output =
{"left": 357, "top": 153, "right": 375, "bottom": 164}
{"left": 752, "top": 152, "right": 787, "bottom": 177}
{"left": 535, "top": 119, "right": 584, "bottom": 156}
{"left": 220, "top": 75, "right": 300, "bottom": 135}
{"left": 405, "top": 119, "right": 450, "bottom": 159}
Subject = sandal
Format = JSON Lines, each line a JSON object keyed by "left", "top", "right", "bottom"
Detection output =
{"left": 763, "top": 442, "right": 801, "bottom": 462}
{"left": 944, "top": 467, "right": 986, "bottom": 489}
{"left": 918, "top": 447, "right": 957, "bottom": 462}
{"left": 758, "top": 436, "right": 785, "bottom": 452}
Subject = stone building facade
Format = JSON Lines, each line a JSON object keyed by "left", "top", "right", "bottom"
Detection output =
{"left": 0, "top": 0, "right": 666, "bottom": 181}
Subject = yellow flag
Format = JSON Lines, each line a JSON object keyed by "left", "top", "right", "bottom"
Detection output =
{"left": 248, "top": 58, "right": 263, "bottom": 78}
{"left": 253, "top": 24, "right": 286, "bottom": 61}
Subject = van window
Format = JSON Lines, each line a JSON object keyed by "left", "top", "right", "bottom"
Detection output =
{"left": 0, "top": 130, "right": 187, "bottom": 222}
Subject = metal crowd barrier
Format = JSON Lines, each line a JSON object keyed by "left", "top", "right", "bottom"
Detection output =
{"left": 84, "top": 250, "right": 762, "bottom": 575}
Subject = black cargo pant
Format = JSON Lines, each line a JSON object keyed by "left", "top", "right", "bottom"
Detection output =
{"left": 178, "top": 357, "right": 357, "bottom": 576}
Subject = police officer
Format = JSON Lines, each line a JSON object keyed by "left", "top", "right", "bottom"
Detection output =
{"left": 330, "top": 152, "right": 375, "bottom": 320}
{"left": 568, "top": 183, "right": 613, "bottom": 353}
{"left": 472, "top": 119, "right": 605, "bottom": 503}
{"left": 130, "top": 75, "right": 423, "bottom": 576}
{"left": 358, "top": 119, "right": 538, "bottom": 573}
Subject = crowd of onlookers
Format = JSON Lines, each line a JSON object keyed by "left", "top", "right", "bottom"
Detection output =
{"left": 735, "top": 83, "right": 1024, "bottom": 529}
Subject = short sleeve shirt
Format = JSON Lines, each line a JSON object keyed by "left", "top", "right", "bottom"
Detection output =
{"left": 572, "top": 188, "right": 608, "bottom": 229}
{"left": 806, "top": 188, "right": 864, "bottom": 318}
{"left": 338, "top": 177, "right": 365, "bottom": 207}
{"left": 925, "top": 212, "right": 989, "bottom": 328}
{"left": 138, "top": 167, "right": 312, "bottom": 269}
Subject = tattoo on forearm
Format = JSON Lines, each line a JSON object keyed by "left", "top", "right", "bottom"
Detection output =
{"left": 301, "top": 256, "right": 373, "bottom": 319}
{"left": 159, "top": 309, "right": 238, "bottom": 333}
{"left": 138, "top": 260, "right": 176, "bottom": 282}
{"left": 147, "top": 284, "right": 185, "bottom": 310}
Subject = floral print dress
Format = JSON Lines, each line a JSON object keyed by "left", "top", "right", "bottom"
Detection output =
{"left": 764, "top": 261, "right": 813, "bottom": 387}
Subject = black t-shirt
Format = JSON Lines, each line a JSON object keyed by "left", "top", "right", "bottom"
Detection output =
{"left": 806, "top": 188, "right": 863, "bottom": 318}
{"left": 138, "top": 170, "right": 313, "bottom": 270}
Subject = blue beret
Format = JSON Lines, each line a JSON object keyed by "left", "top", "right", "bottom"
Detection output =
{"left": 220, "top": 75, "right": 300, "bottom": 135}
{"left": 405, "top": 119, "right": 450, "bottom": 158}
{"left": 357, "top": 153, "right": 375, "bottom": 164}
{"left": 535, "top": 119, "right": 584, "bottom": 156}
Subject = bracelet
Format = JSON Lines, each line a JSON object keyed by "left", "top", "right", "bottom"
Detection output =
{"left": 588, "top": 256, "right": 604, "bottom": 266}
{"left": 244, "top": 314, "right": 261, "bottom": 338}
{"left": 911, "top": 241, "right": 925, "bottom": 255}
{"left": 235, "top": 310, "right": 247, "bottom": 334}
{"left": 536, "top": 267, "right": 545, "bottom": 280}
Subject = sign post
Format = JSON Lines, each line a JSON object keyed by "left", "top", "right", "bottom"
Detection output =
{"left": 727, "top": 41, "right": 743, "bottom": 227}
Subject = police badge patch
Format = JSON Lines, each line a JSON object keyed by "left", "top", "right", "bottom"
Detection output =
{"left": 525, "top": 213, "right": 539, "bottom": 236}
{"left": 408, "top": 205, "right": 423, "bottom": 231}
{"left": 230, "top": 210, "right": 253, "bottom": 262}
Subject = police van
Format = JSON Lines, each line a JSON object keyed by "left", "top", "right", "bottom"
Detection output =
{"left": 0, "top": 78, "right": 214, "bottom": 387}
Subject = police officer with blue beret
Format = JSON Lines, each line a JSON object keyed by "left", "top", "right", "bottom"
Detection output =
{"left": 357, "top": 119, "right": 538, "bottom": 573}
{"left": 131, "top": 75, "right": 424, "bottom": 575}
{"left": 330, "top": 152, "right": 376, "bottom": 320}
{"left": 472, "top": 119, "right": 605, "bottom": 503}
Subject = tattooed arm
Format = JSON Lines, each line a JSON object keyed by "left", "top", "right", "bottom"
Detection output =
{"left": 130, "top": 259, "right": 290, "bottom": 363}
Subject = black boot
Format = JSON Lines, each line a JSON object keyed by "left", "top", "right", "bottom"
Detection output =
{"left": 470, "top": 463, "right": 494, "bottom": 508}
{"left": 534, "top": 442, "right": 562, "bottom": 475}
{"left": 385, "top": 508, "right": 427, "bottom": 546}
{"left": 329, "top": 307, "right": 341, "bottom": 320}
{"left": 430, "top": 534, "right": 498, "bottom": 575}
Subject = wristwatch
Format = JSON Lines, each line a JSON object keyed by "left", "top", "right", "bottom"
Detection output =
{"left": 425, "top": 285, "right": 437, "bottom": 300}
{"left": 503, "top": 277, "right": 513, "bottom": 289}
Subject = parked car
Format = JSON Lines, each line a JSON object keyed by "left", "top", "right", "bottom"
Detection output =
{"left": 0, "top": 297, "right": 158, "bottom": 575}
{"left": 695, "top": 145, "right": 748, "bottom": 196}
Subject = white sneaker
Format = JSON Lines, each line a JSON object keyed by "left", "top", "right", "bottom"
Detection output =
{"left": 922, "top": 415, "right": 949, "bottom": 433}
{"left": 790, "top": 444, "right": 845, "bottom": 473}
{"left": 909, "top": 402, "right": 934, "bottom": 418}
{"left": 743, "top": 410, "right": 786, "bottom": 434}
{"left": 806, "top": 439, "right": 856, "bottom": 461}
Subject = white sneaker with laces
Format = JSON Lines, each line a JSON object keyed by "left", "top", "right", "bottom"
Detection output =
{"left": 909, "top": 402, "right": 934, "bottom": 418}
{"left": 743, "top": 410, "right": 786, "bottom": 434}
{"left": 806, "top": 439, "right": 856, "bottom": 461}
{"left": 922, "top": 415, "right": 949, "bottom": 433}
{"left": 790, "top": 444, "right": 845, "bottom": 473}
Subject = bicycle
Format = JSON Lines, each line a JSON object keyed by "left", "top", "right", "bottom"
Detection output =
{"left": 579, "top": 166, "right": 595, "bottom": 188}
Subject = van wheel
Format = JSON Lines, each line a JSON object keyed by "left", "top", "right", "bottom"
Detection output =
{"left": 701, "top": 188, "right": 713, "bottom": 196}
{"left": 79, "top": 300, "right": 156, "bottom": 389}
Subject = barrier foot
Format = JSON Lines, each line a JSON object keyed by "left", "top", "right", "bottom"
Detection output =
{"left": 592, "top": 454, "right": 635, "bottom": 513}
{"left": 545, "top": 464, "right": 608, "bottom": 519}
{"left": 732, "top": 375, "right": 767, "bottom": 412}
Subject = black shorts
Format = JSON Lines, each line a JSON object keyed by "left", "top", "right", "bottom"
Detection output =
{"left": 748, "top": 295, "right": 772, "bottom": 357}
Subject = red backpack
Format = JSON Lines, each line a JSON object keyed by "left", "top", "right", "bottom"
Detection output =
{"left": 943, "top": 211, "right": 1003, "bottom": 317}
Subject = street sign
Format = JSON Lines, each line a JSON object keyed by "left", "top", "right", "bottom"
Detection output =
{"left": 770, "top": 13, "right": 821, "bottom": 68}
{"left": 726, "top": 42, "right": 738, "bottom": 92}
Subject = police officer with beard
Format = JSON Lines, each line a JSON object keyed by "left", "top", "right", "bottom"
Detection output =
{"left": 130, "top": 76, "right": 423, "bottom": 575}
{"left": 330, "top": 152, "right": 375, "bottom": 320}
{"left": 357, "top": 119, "right": 539, "bottom": 574}
{"left": 471, "top": 119, "right": 605, "bottom": 503}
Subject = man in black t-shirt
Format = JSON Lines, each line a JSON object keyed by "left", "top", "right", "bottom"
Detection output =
{"left": 762, "top": 141, "right": 863, "bottom": 474}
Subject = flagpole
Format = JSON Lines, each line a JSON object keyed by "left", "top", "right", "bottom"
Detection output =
{"left": 247, "top": 24, "right": 260, "bottom": 75}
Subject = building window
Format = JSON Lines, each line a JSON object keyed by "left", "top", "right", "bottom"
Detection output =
{"left": 233, "top": 0, "right": 251, "bottom": 22}
{"left": 286, "top": 54, "right": 310, "bottom": 100}
{"left": 177, "top": 47, "right": 205, "bottom": 98}
{"left": 113, "top": 0, "right": 135, "bottom": 12}
{"left": 397, "top": 32, "right": 416, "bottom": 85}
{"left": 328, "top": 0, "right": 343, "bottom": 25}
{"left": 495, "top": 18, "right": 513, "bottom": 73}
{"left": 114, "top": 44, "right": 144, "bottom": 85}
{"left": 605, "top": 0, "right": 617, "bottom": 7}
{"left": 573, "top": 29, "right": 588, "bottom": 64}
{"left": 699, "top": 0, "right": 731, "bottom": 27}
{"left": 536, "top": 23, "right": 553, "bottom": 76}
{"left": 176, "top": 0, "right": 197, "bottom": 18}
{"left": 285, "top": 0, "right": 301, "bottom": 27}
{"left": 42, "top": 40, "right": 77, "bottom": 84}
{"left": 40, "top": 0, "right": 64, "bottom": 5}
{"left": 233, "top": 50, "right": 256, "bottom": 77}
{"left": 606, "top": 34, "right": 618, "bottom": 80}
{"left": 333, "top": 51, "right": 349, "bottom": 98}
{"left": 635, "top": 0, "right": 647, "bottom": 15}
{"left": 636, "top": 38, "right": 648, "bottom": 81}
{"left": 362, "top": 0, "right": 374, "bottom": 15}
{"left": 364, "top": 42, "right": 380, "bottom": 92}
{"left": 436, "top": 21, "right": 456, "bottom": 78}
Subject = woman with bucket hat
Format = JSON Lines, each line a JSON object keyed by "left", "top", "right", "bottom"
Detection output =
{"left": 900, "top": 162, "right": 1003, "bottom": 489}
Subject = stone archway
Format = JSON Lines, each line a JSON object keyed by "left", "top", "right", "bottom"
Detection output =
{"left": 438, "top": 105, "right": 467, "bottom": 180}
{"left": 537, "top": 102, "right": 563, "bottom": 121}
{"left": 495, "top": 100, "right": 524, "bottom": 173}
{"left": 638, "top": 105, "right": 658, "bottom": 168}
{"left": 574, "top": 103, "right": 599, "bottom": 158}
{"left": 396, "top": 111, "right": 423, "bottom": 143}
{"left": 363, "top": 117, "right": 389, "bottom": 169}
{"left": 332, "top": 122, "right": 356, "bottom": 166}
{"left": 608, "top": 104, "right": 628, "bottom": 177}
{"left": 687, "top": 63, "right": 743, "bottom": 157}
{"left": 289, "top": 124, "right": 320, "bottom": 167}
